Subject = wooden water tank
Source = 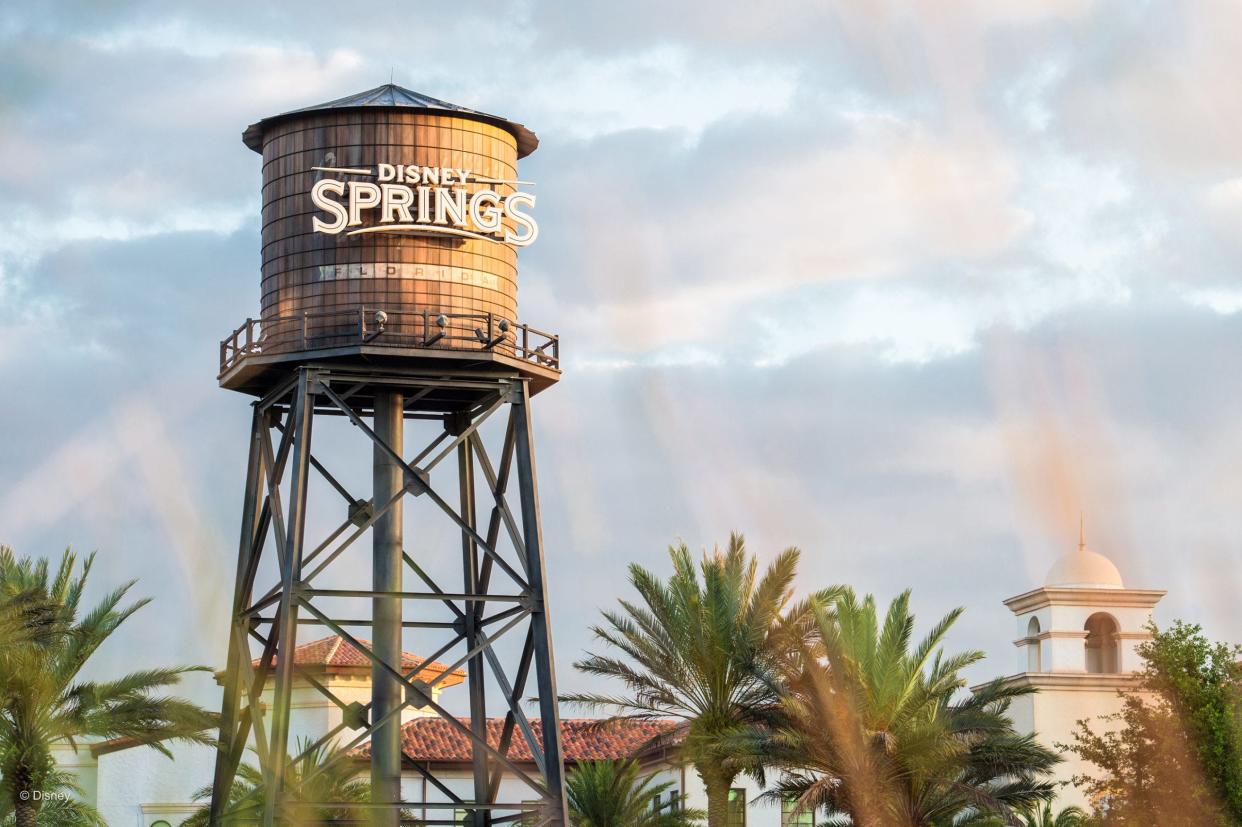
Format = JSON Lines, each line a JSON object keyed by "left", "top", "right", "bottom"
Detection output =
{"left": 241, "top": 84, "right": 540, "bottom": 359}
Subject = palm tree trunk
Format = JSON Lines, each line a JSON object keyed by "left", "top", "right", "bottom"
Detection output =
{"left": 13, "top": 764, "right": 39, "bottom": 827}
{"left": 697, "top": 765, "right": 734, "bottom": 827}
{"left": 14, "top": 798, "right": 38, "bottom": 827}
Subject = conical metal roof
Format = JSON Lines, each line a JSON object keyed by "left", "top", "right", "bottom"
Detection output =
{"left": 242, "top": 83, "right": 538, "bottom": 158}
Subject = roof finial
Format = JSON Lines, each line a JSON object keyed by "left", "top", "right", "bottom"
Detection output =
{"left": 1079, "top": 512, "right": 1086, "bottom": 552}
{"left": 390, "top": 66, "right": 395, "bottom": 85}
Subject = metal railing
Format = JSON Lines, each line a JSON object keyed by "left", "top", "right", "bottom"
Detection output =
{"left": 219, "top": 307, "right": 560, "bottom": 376}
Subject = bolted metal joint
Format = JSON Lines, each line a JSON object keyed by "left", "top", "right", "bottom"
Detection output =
{"left": 348, "top": 498, "right": 374, "bottom": 527}
{"left": 343, "top": 701, "right": 368, "bottom": 730}
{"left": 405, "top": 467, "right": 431, "bottom": 495}
{"left": 443, "top": 410, "right": 473, "bottom": 436}
{"left": 405, "top": 680, "right": 434, "bottom": 710}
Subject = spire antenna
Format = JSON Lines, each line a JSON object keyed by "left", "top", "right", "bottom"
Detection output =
{"left": 1079, "top": 512, "right": 1086, "bottom": 552}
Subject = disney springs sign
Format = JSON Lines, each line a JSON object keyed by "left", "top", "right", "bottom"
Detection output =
{"left": 309, "top": 163, "right": 538, "bottom": 247}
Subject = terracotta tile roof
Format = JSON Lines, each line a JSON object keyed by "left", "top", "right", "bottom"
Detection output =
{"left": 357, "top": 717, "right": 679, "bottom": 763}
{"left": 253, "top": 635, "right": 465, "bottom": 684}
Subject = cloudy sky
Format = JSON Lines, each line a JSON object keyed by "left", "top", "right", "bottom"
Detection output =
{"left": 2, "top": 0, "right": 1241, "bottom": 710}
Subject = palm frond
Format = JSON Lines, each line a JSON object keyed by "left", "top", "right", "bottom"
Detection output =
{"left": 0, "top": 547, "right": 217, "bottom": 810}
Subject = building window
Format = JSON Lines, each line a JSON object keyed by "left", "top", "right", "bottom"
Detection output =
{"left": 781, "top": 798, "right": 813, "bottom": 827}
{"left": 1027, "top": 616, "right": 1042, "bottom": 672}
{"left": 654, "top": 791, "right": 681, "bottom": 813}
{"left": 727, "top": 788, "right": 747, "bottom": 827}
{"left": 1085, "top": 612, "right": 1120, "bottom": 673}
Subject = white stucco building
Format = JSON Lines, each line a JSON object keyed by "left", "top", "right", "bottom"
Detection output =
{"left": 986, "top": 535, "right": 1164, "bottom": 809}
{"left": 54, "top": 538, "right": 1162, "bottom": 824}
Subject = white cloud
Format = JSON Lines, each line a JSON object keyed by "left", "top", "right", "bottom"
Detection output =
{"left": 1205, "top": 176, "right": 1242, "bottom": 211}
{"left": 79, "top": 18, "right": 285, "bottom": 58}
{"left": 1058, "top": 0, "right": 1242, "bottom": 173}
{"left": 0, "top": 202, "right": 252, "bottom": 264}
{"left": 1183, "top": 287, "right": 1242, "bottom": 315}
{"left": 1203, "top": 177, "right": 1242, "bottom": 242}
{"left": 1002, "top": 60, "right": 1067, "bottom": 132}
{"left": 523, "top": 45, "right": 799, "bottom": 141}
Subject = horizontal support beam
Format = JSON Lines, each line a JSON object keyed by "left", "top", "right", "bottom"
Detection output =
{"left": 312, "top": 802, "right": 543, "bottom": 811}
{"left": 295, "top": 617, "right": 459, "bottom": 629}
{"left": 302, "top": 588, "right": 529, "bottom": 603}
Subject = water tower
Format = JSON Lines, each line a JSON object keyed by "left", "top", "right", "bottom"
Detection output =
{"left": 209, "top": 84, "right": 567, "bottom": 827}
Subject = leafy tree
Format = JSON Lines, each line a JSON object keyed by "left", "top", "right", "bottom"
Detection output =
{"left": 567, "top": 759, "right": 704, "bottom": 827}
{"left": 0, "top": 547, "right": 216, "bottom": 827}
{"left": 184, "top": 738, "right": 372, "bottom": 826}
{"left": 1066, "top": 620, "right": 1242, "bottom": 826}
{"left": 1137, "top": 620, "right": 1242, "bottom": 816}
{"left": 736, "top": 589, "right": 1059, "bottom": 827}
{"left": 564, "top": 534, "right": 835, "bottom": 827}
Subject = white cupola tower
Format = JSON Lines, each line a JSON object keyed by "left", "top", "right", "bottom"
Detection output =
{"left": 983, "top": 520, "right": 1165, "bottom": 809}
{"left": 1007, "top": 522, "right": 1164, "bottom": 677}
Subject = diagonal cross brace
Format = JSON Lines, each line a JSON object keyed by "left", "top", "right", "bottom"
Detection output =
{"left": 317, "top": 381, "right": 531, "bottom": 591}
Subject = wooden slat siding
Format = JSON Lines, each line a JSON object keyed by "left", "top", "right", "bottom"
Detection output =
{"left": 258, "top": 111, "right": 522, "bottom": 354}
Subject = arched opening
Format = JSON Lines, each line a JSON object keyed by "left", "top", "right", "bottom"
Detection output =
{"left": 1027, "top": 616, "right": 1042, "bottom": 672}
{"left": 1084, "top": 612, "right": 1120, "bottom": 673}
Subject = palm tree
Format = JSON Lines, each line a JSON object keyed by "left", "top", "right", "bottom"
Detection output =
{"left": 183, "top": 738, "right": 371, "bottom": 826}
{"left": 567, "top": 759, "right": 704, "bottom": 827}
{"left": 0, "top": 768, "right": 106, "bottom": 826}
{"left": 0, "top": 548, "right": 216, "bottom": 827}
{"left": 1019, "top": 803, "right": 1089, "bottom": 827}
{"left": 565, "top": 534, "right": 836, "bottom": 827}
{"left": 967, "top": 802, "right": 1092, "bottom": 827}
{"left": 738, "top": 589, "right": 1059, "bottom": 827}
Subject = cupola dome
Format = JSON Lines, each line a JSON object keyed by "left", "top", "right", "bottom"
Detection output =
{"left": 1044, "top": 526, "right": 1124, "bottom": 589}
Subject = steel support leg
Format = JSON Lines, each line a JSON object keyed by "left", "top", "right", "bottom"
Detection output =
{"left": 209, "top": 406, "right": 266, "bottom": 826}
{"left": 512, "top": 381, "right": 568, "bottom": 827}
{"left": 458, "top": 429, "right": 490, "bottom": 827}
{"left": 264, "top": 370, "right": 315, "bottom": 827}
{"left": 373, "top": 389, "right": 405, "bottom": 826}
